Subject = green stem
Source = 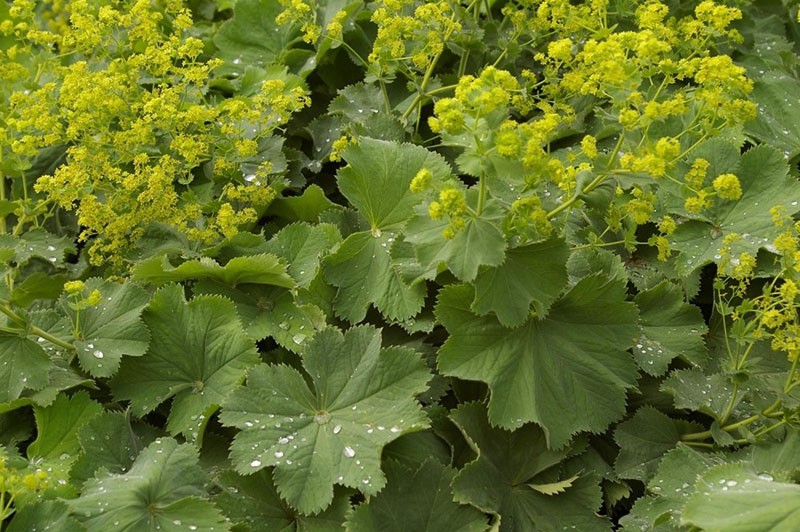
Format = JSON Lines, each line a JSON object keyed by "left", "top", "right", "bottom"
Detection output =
{"left": 717, "top": 383, "right": 739, "bottom": 425}
{"left": 476, "top": 172, "right": 487, "bottom": 215}
{"left": 546, "top": 173, "right": 607, "bottom": 220}
{"left": 0, "top": 302, "right": 75, "bottom": 351}
{"left": 0, "top": 148, "right": 6, "bottom": 234}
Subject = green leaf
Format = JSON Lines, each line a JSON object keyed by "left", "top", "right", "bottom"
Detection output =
{"left": 213, "top": 0, "right": 297, "bottom": 64}
{"left": 132, "top": 254, "right": 295, "bottom": 288}
{"left": 15, "top": 228, "right": 75, "bottom": 266}
{"left": 215, "top": 469, "right": 351, "bottom": 531}
{"left": 10, "top": 272, "right": 68, "bottom": 306}
{"left": 633, "top": 282, "right": 708, "bottom": 375}
{"left": 71, "top": 411, "right": 161, "bottom": 484}
{"left": 614, "top": 407, "right": 689, "bottom": 482}
{"left": 450, "top": 403, "right": 609, "bottom": 531}
{"left": 69, "top": 438, "right": 229, "bottom": 531}
{"left": 220, "top": 325, "right": 431, "bottom": 514}
{"left": 382, "top": 430, "right": 451, "bottom": 470}
{"left": 631, "top": 444, "right": 718, "bottom": 529}
{"left": 62, "top": 278, "right": 151, "bottom": 378}
{"left": 112, "top": 285, "right": 260, "bottom": 443}
{"left": 472, "top": 238, "right": 569, "bottom": 327}
{"left": 263, "top": 222, "right": 340, "bottom": 288}
{"left": 670, "top": 145, "right": 800, "bottom": 274}
{"left": 324, "top": 231, "right": 425, "bottom": 323}
{"left": 27, "top": 391, "right": 103, "bottom": 461}
{"left": 337, "top": 138, "right": 451, "bottom": 230}
{"left": 0, "top": 333, "right": 51, "bottom": 403}
{"left": 529, "top": 473, "right": 581, "bottom": 495}
{"left": 682, "top": 462, "right": 800, "bottom": 531}
{"left": 0, "top": 359, "right": 93, "bottom": 414}
{"left": 436, "top": 276, "right": 639, "bottom": 447}
{"left": 405, "top": 210, "right": 506, "bottom": 282}
{"left": 746, "top": 71, "right": 800, "bottom": 158}
{"left": 268, "top": 184, "right": 338, "bottom": 223}
{"left": 751, "top": 428, "right": 800, "bottom": 477}
{"left": 7, "top": 501, "right": 83, "bottom": 532}
{"left": 660, "top": 369, "right": 734, "bottom": 418}
{"left": 328, "top": 84, "right": 385, "bottom": 124}
{"left": 346, "top": 459, "right": 488, "bottom": 532}
{"left": 194, "top": 281, "right": 326, "bottom": 347}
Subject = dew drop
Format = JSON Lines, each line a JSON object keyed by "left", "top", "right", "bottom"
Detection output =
{"left": 250, "top": 460, "right": 261, "bottom": 467}
{"left": 343, "top": 446, "right": 355, "bottom": 458}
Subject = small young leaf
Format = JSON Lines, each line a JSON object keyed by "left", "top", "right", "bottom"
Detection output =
{"left": 529, "top": 473, "right": 581, "bottom": 495}
{"left": 62, "top": 278, "right": 150, "bottom": 378}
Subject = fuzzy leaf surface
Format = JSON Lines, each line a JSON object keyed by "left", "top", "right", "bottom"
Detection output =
{"left": 471, "top": 238, "right": 569, "bottom": 327}
{"left": 132, "top": 254, "right": 295, "bottom": 288}
{"left": 337, "top": 138, "right": 451, "bottom": 230}
{"left": 633, "top": 282, "right": 708, "bottom": 375}
{"left": 69, "top": 438, "right": 229, "bottom": 531}
{"left": 215, "top": 469, "right": 351, "bottom": 531}
{"left": 346, "top": 459, "right": 488, "bottom": 532}
{"left": 213, "top": 0, "right": 296, "bottom": 64}
{"left": 450, "top": 403, "right": 608, "bottom": 531}
{"left": 670, "top": 145, "right": 800, "bottom": 273}
{"left": 682, "top": 463, "right": 800, "bottom": 531}
{"left": 71, "top": 411, "right": 160, "bottom": 483}
{"left": 220, "top": 325, "right": 430, "bottom": 514}
{"left": 63, "top": 278, "right": 150, "bottom": 378}
{"left": 0, "top": 333, "right": 51, "bottom": 403}
{"left": 263, "top": 222, "right": 340, "bottom": 288}
{"left": 324, "top": 231, "right": 425, "bottom": 323}
{"left": 437, "top": 275, "right": 639, "bottom": 447}
{"left": 405, "top": 212, "right": 506, "bottom": 282}
{"left": 112, "top": 285, "right": 260, "bottom": 442}
{"left": 614, "top": 407, "right": 694, "bottom": 482}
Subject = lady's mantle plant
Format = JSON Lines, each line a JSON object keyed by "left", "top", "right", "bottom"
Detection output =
{"left": 1, "top": 0, "right": 800, "bottom": 529}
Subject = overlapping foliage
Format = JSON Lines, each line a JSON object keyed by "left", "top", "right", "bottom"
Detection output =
{"left": 2, "top": 0, "right": 800, "bottom": 529}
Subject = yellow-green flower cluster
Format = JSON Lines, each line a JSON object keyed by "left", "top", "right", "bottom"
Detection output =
{"left": 0, "top": 453, "right": 49, "bottom": 520}
{"left": 369, "top": 0, "right": 461, "bottom": 72}
{"left": 276, "top": 0, "right": 321, "bottom": 44}
{"left": 428, "top": 187, "right": 468, "bottom": 239}
{"left": 712, "top": 173, "right": 743, "bottom": 201}
{"left": 508, "top": 195, "right": 553, "bottom": 240}
{"left": 3, "top": 0, "right": 309, "bottom": 266}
